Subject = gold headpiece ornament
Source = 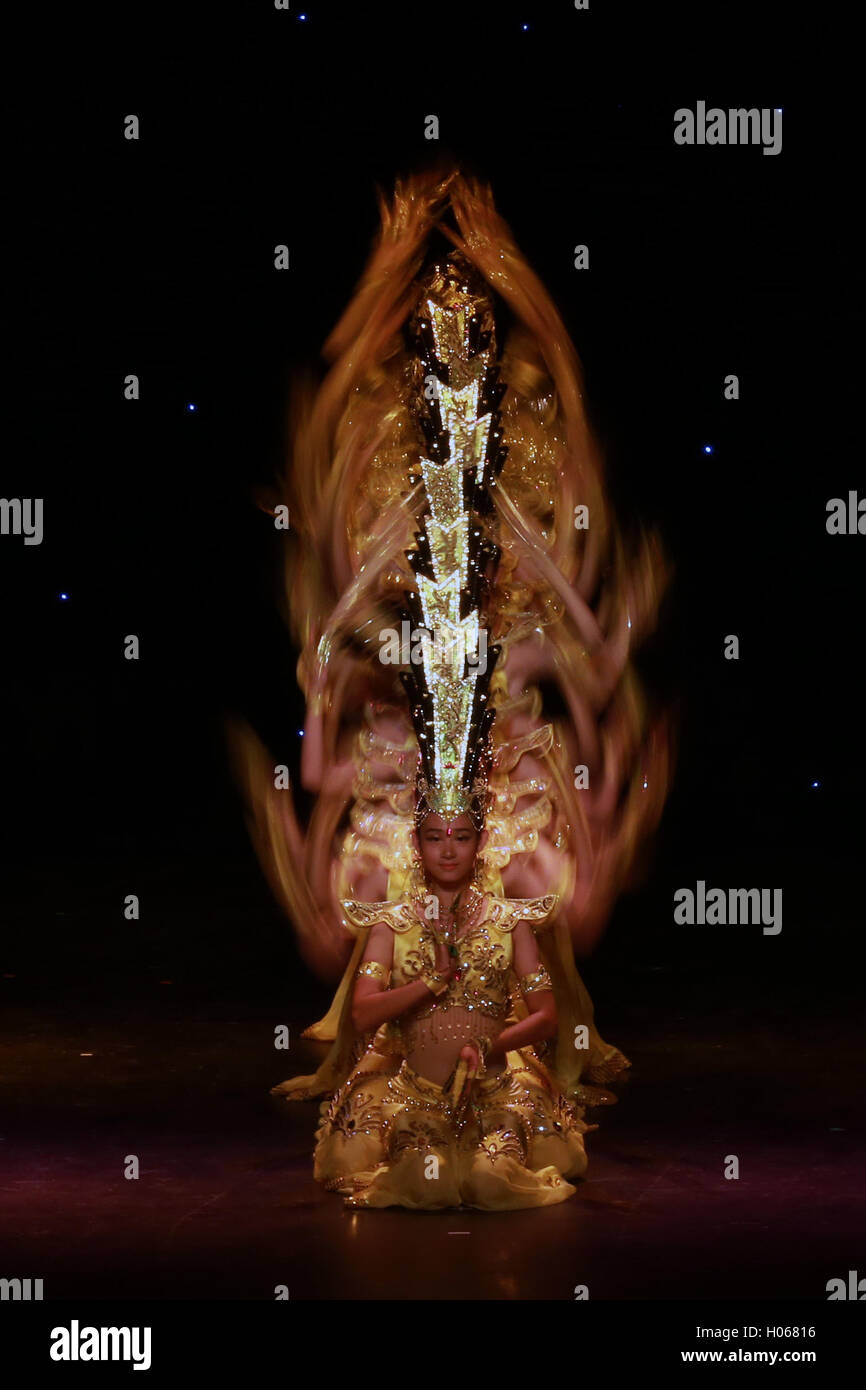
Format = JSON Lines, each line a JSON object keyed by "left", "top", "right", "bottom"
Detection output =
{"left": 399, "top": 252, "right": 505, "bottom": 831}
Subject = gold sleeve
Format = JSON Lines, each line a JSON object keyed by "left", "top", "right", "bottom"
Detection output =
{"left": 339, "top": 898, "right": 418, "bottom": 935}
{"left": 486, "top": 894, "right": 560, "bottom": 934}
{"left": 521, "top": 895, "right": 559, "bottom": 934}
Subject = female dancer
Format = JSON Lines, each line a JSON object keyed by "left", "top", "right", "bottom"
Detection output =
{"left": 231, "top": 165, "right": 672, "bottom": 1208}
{"left": 308, "top": 803, "right": 593, "bottom": 1210}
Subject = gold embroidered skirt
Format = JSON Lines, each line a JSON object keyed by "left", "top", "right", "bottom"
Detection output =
{"left": 312, "top": 1049, "right": 592, "bottom": 1210}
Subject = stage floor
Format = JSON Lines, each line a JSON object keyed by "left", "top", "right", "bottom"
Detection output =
{"left": 2, "top": 966, "right": 862, "bottom": 1299}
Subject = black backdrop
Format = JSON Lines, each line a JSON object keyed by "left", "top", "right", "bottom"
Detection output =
{"left": 1, "top": 0, "right": 864, "bottom": 1326}
{"left": 3, "top": 0, "right": 863, "bottom": 1143}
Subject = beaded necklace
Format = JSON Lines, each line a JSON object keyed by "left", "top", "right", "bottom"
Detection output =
{"left": 429, "top": 882, "right": 486, "bottom": 959}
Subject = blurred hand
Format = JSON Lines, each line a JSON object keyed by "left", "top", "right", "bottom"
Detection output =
{"left": 433, "top": 938, "right": 453, "bottom": 980}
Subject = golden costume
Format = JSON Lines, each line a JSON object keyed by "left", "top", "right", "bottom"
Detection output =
{"left": 231, "top": 167, "right": 672, "bottom": 1213}
{"left": 273, "top": 889, "right": 631, "bottom": 1209}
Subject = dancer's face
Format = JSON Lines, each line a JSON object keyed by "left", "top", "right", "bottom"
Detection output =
{"left": 416, "top": 813, "right": 479, "bottom": 887}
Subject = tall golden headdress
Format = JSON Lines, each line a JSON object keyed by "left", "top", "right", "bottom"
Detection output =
{"left": 399, "top": 252, "right": 504, "bottom": 831}
{"left": 229, "top": 165, "right": 674, "bottom": 1004}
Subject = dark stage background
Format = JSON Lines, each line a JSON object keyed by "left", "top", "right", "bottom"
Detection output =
{"left": 2, "top": 1, "right": 864, "bottom": 1314}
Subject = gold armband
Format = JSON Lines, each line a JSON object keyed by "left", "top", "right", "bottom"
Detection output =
{"left": 520, "top": 966, "right": 553, "bottom": 996}
{"left": 356, "top": 961, "right": 390, "bottom": 985}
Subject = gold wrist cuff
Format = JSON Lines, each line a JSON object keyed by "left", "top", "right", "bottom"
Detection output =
{"left": 422, "top": 971, "right": 449, "bottom": 997}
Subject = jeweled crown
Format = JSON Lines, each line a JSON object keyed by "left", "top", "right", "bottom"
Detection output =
{"left": 398, "top": 251, "right": 507, "bottom": 832}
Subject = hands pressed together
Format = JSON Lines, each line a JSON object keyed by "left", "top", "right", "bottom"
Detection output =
{"left": 426, "top": 937, "right": 505, "bottom": 1108}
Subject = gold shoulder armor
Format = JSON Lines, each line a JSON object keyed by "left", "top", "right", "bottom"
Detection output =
{"left": 338, "top": 898, "right": 418, "bottom": 934}
{"left": 485, "top": 894, "right": 560, "bottom": 934}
